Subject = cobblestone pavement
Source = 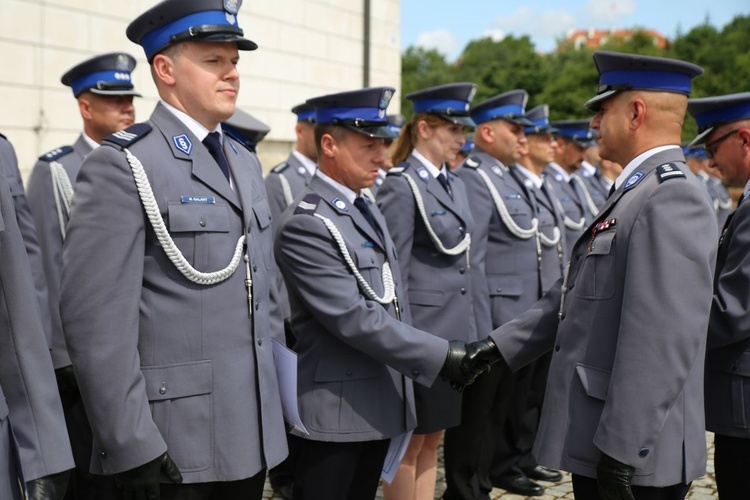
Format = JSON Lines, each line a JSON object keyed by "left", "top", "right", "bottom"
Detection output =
{"left": 264, "top": 433, "right": 717, "bottom": 499}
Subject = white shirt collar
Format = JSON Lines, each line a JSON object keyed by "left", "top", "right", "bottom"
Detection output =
{"left": 514, "top": 163, "right": 543, "bottom": 189}
{"left": 82, "top": 132, "right": 100, "bottom": 151}
{"left": 547, "top": 162, "right": 571, "bottom": 182}
{"left": 411, "top": 149, "right": 448, "bottom": 178}
{"left": 581, "top": 161, "right": 597, "bottom": 176}
{"left": 292, "top": 150, "right": 317, "bottom": 175}
{"left": 315, "top": 169, "right": 358, "bottom": 204}
{"left": 377, "top": 168, "right": 388, "bottom": 179}
{"left": 743, "top": 178, "right": 750, "bottom": 199}
{"left": 614, "top": 145, "right": 679, "bottom": 190}
{"left": 696, "top": 171, "right": 709, "bottom": 181}
{"left": 160, "top": 100, "right": 221, "bottom": 142}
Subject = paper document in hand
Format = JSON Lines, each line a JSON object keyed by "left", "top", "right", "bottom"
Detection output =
{"left": 271, "top": 338, "right": 309, "bottom": 435}
{"left": 381, "top": 430, "right": 413, "bottom": 484}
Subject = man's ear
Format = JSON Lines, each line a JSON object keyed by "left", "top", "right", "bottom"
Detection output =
{"left": 78, "top": 96, "right": 92, "bottom": 120}
{"left": 320, "top": 133, "right": 337, "bottom": 159}
{"left": 478, "top": 123, "right": 494, "bottom": 144}
{"left": 629, "top": 97, "right": 647, "bottom": 131}
{"left": 152, "top": 54, "right": 176, "bottom": 86}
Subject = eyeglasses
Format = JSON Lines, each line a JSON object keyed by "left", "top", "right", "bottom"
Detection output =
{"left": 704, "top": 129, "right": 739, "bottom": 159}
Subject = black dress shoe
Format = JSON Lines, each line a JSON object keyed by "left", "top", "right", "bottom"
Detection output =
{"left": 493, "top": 475, "right": 544, "bottom": 496}
{"left": 525, "top": 465, "right": 564, "bottom": 482}
{"left": 272, "top": 483, "right": 293, "bottom": 500}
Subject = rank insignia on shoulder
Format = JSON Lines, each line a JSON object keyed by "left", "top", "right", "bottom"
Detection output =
{"left": 294, "top": 193, "right": 321, "bottom": 215}
{"left": 39, "top": 145, "right": 73, "bottom": 162}
{"left": 656, "top": 163, "right": 686, "bottom": 183}
{"left": 332, "top": 197, "right": 348, "bottom": 211}
{"left": 172, "top": 134, "right": 192, "bottom": 155}
{"left": 104, "top": 124, "right": 152, "bottom": 149}
{"left": 272, "top": 162, "right": 289, "bottom": 173}
{"left": 593, "top": 218, "right": 616, "bottom": 234}
{"left": 464, "top": 156, "right": 481, "bottom": 169}
{"left": 624, "top": 171, "right": 644, "bottom": 190}
{"left": 387, "top": 166, "right": 405, "bottom": 176}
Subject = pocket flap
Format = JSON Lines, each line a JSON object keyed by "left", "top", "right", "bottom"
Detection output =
{"left": 488, "top": 275, "right": 523, "bottom": 297}
{"left": 252, "top": 202, "right": 272, "bottom": 230}
{"left": 142, "top": 360, "right": 212, "bottom": 401}
{"left": 314, "top": 356, "right": 381, "bottom": 382}
{"left": 355, "top": 248, "right": 379, "bottom": 269}
{"left": 575, "top": 363, "right": 610, "bottom": 401}
{"left": 589, "top": 230, "right": 615, "bottom": 255}
{"left": 408, "top": 289, "right": 444, "bottom": 306}
{"left": 168, "top": 203, "right": 229, "bottom": 232}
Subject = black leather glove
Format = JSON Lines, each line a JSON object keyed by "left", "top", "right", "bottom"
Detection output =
{"left": 439, "top": 340, "right": 467, "bottom": 386}
{"left": 597, "top": 453, "right": 636, "bottom": 500}
{"left": 55, "top": 365, "right": 80, "bottom": 404}
{"left": 449, "top": 336, "right": 504, "bottom": 391}
{"left": 114, "top": 452, "right": 183, "bottom": 500}
{"left": 26, "top": 470, "right": 71, "bottom": 500}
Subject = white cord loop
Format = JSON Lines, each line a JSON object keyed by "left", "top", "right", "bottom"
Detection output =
{"left": 279, "top": 174, "right": 294, "bottom": 207}
{"left": 49, "top": 161, "right": 74, "bottom": 240}
{"left": 401, "top": 173, "right": 471, "bottom": 265}
{"left": 313, "top": 213, "right": 395, "bottom": 304}
{"left": 572, "top": 175, "right": 600, "bottom": 218}
{"left": 476, "top": 168, "right": 538, "bottom": 239}
{"left": 124, "top": 148, "right": 245, "bottom": 286}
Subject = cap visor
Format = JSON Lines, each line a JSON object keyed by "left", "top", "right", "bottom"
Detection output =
{"left": 584, "top": 89, "right": 619, "bottom": 112}
{"left": 200, "top": 34, "right": 258, "bottom": 51}
{"left": 438, "top": 114, "right": 475, "bottom": 127}
{"left": 506, "top": 116, "right": 535, "bottom": 127}
{"left": 89, "top": 89, "right": 143, "bottom": 97}
{"left": 346, "top": 125, "right": 398, "bottom": 139}
{"left": 688, "top": 127, "right": 715, "bottom": 148}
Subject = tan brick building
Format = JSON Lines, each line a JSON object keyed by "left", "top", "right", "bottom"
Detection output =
{"left": 0, "top": 0, "right": 401, "bottom": 177}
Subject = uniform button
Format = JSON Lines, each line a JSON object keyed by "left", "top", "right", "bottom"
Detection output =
{"left": 411, "top": 370, "right": 420, "bottom": 377}
{"left": 555, "top": 345, "right": 560, "bottom": 352}
{"left": 458, "top": 226, "right": 465, "bottom": 233}
{"left": 496, "top": 287, "right": 502, "bottom": 293}
{"left": 253, "top": 264, "right": 258, "bottom": 272}
{"left": 198, "top": 217, "right": 206, "bottom": 227}
{"left": 731, "top": 363, "right": 737, "bottom": 372}
{"left": 255, "top": 302, "right": 260, "bottom": 311}
{"left": 99, "top": 451, "right": 106, "bottom": 458}
{"left": 159, "top": 382, "right": 167, "bottom": 395}
{"left": 459, "top": 267, "right": 466, "bottom": 274}
{"left": 346, "top": 370, "right": 353, "bottom": 377}
{"left": 371, "top": 257, "right": 375, "bottom": 264}
{"left": 560, "top": 313, "right": 566, "bottom": 320}
{"left": 460, "top": 288, "right": 466, "bottom": 295}
{"left": 639, "top": 448, "right": 650, "bottom": 458}
{"left": 257, "top": 338, "right": 263, "bottom": 346}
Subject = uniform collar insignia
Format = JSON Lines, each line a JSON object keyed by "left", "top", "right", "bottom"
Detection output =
{"left": 173, "top": 134, "right": 192, "bottom": 155}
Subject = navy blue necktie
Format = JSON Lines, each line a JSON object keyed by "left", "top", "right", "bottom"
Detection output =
{"left": 437, "top": 173, "right": 453, "bottom": 199}
{"left": 354, "top": 197, "right": 382, "bottom": 240}
{"left": 607, "top": 183, "right": 616, "bottom": 198}
{"left": 203, "top": 132, "right": 231, "bottom": 182}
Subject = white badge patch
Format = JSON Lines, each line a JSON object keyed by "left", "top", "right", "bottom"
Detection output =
{"left": 417, "top": 168, "right": 429, "bottom": 180}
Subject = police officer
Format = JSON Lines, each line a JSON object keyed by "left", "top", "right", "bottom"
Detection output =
{"left": 0, "top": 162, "right": 74, "bottom": 500}
{"left": 463, "top": 51, "right": 716, "bottom": 500}
{"left": 687, "top": 92, "right": 750, "bottom": 500}
{"left": 682, "top": 142, "right": 732, "bottom": 231}
{"left": 546, "top": 120, "right": 598, "bottom": 256}
{"left": 26, "top": 52, "right": 140, "bottom": 500}
{"left": 578, "top": 143, "right": 609, "bottom": 208}
{"left": 377, "top": 82, "right": 491, "bottom": 500}
{"left": 274, "top": 86, "right": 472, "bottom": 500}
{"left": 364, "top": 113, "right": 405, "bottom": 200}
{"left": 445, "top": 92, "right": 561, "bottom": 500}
{"left": 60, "top": 1, "right": 287, "bottom": 498}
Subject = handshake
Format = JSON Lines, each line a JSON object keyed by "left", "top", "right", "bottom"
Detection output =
{"left": 439, "top": 337, "right": 507, "bottom": 391}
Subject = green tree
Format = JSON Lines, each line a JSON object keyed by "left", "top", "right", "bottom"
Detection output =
{"left": 400, "top": 46, "right": 453, "bottom": 117}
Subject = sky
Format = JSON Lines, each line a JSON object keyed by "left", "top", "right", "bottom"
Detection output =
{"left": 401, "top": 0, "right": 750, "bottom": 60}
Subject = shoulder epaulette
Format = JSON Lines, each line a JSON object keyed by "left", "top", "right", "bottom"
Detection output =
{"left": 38, "top": 146, "right": 74, "bottom": 162}
{"left": 656, "top": 163, "right": 686, "bottom": 183}
{"left": 294, "top": 193, "right": 322, "bottom": 215}
{"left": 272, "top": 162, "right": 289, "bottom": 173}
{"left": 463, "top": 156, "right": 482, "bottom": 169}
{"left": 103, "top": 123, "right": 153, "bottom": 149}
{"left": 387, "top": 161, "right": 410, "bottom": 176}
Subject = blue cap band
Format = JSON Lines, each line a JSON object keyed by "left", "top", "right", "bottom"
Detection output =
{"left": 412, "top": 98, "right": 470, "bottom": 115}
{"left": 471, "top": 104, "right": 525, "bottom": 125}
{"left": 599, "top": 69, "right": 693, "bottom": 94}
{"left": 71, "top": 70, "right": 132, "bottom": 96}
{"left": 556, "top": 126, "right": 592, "bottom": 140}
{"left": 694, "top": 101, "right": 750, "bottom": 131}
{"left": 296, "top": 109, "right": 316, "bottom": 122}
{"left": 315, "top": 106, "right": 386, "bottom": 125}
{"left": 683, "top": 146, "right": 707, "bottom": 158}
{"left": 141, "top": 11, "right": 238, "bottom": 60}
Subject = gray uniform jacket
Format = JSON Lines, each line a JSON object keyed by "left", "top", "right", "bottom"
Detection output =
{"left": 489, "top": 149, "right": 717, "bottom": 486}
{"left": 376, "top": 155, "right": 492, "bottom": 342}
{"left": 274, "top": 176, "right": 449, "bottom": 442}
{"left": 574, "top": 166, "right": 608, "bottom": 212}
{"left": 0, "top": 171, "right": 73, "bottom": 495}
{"left": 455, "top": 150, "right": 565, "bottom": 328}
{"left": 26, "top": 135, "right": 93, "bottom": 369}
{"left": 705, "top": 175, "right": 732, "bottom": 231}
{"left": 545, "top": 165, "right": 596, "bottom": 258}
{"left": 60, "top": 103, "right": 287, "bottom": 482}
{"left": 265, "top": 154, "right": 314, "bottom": 323}
{"left": 705, "top": 197, "right": 750, "bottom": 438}
{"left": 0, "top": 135, "right": 54, "bottom": 351}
